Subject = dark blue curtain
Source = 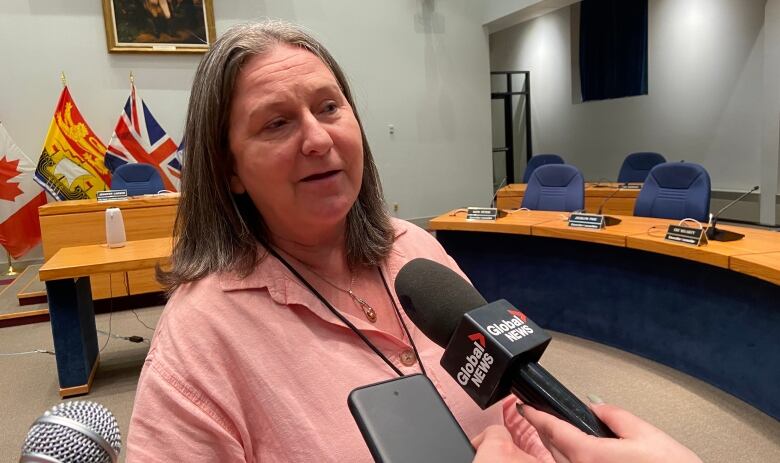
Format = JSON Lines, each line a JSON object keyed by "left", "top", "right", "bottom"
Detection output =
{"left": 580, "top": 0, "right": 648, "bottom": 101}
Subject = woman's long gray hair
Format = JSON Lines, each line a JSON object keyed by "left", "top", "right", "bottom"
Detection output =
{"left": 159, "top": 20, "right": 393, "bottom": 291}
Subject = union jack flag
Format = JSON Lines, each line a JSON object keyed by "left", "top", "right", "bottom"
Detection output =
{"left": 176, "top": 138, "right": 185, "bottom": 167}
{"left": 105, "top": 83, "right": 181, "bottom": 191}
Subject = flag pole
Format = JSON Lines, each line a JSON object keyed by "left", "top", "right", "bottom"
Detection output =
{"left": 60, "top": 71, "right": 67, "bottom": 88}
{"left": 130, "top": 70, "right": 134, "bottom": 85}
{"left": 4, "top": 249, "right": 18, "bottom": 276}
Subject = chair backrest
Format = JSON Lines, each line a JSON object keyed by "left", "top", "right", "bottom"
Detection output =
{"left": 521, "top": 164, "right": 584, "bottom": 212}
{"left": 111, "top": 163, "right": 165, "bottom": 197}
{"left": 522, "top": 154, "right": 565, "bottom": 183}
{"left": 617, "top": 152, "right": 666, "bottom": 183}
{"left": 633, "top": 162, "right": 711, "bottom": 222}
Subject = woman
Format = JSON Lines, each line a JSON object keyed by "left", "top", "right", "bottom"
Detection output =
{"left": 126, "top": 20, "right": 552, "bottom": 462}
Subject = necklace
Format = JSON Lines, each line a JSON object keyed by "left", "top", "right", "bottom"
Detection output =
{"left": 312, "top": 270, "right": 378, "bottom": 323}
{"left": 266, "top": 245, "right": 428, "bottom": 377}
{"left": 271, "top": 247, "right": 378, "bottom": 323}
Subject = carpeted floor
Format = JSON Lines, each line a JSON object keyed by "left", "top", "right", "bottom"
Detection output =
{"left": 0, "top": 263, "right": 48, "bottom": 325}
{"left": 1, "top": 306, "right": 778, "bottom": 462}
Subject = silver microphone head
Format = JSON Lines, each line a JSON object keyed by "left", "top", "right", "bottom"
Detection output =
{"left": 20, "top": 400, "right": 121, "bottom": 463}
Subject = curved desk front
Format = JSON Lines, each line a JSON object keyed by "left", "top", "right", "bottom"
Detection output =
{"left": 429, "top": 210, "right": 780, "bottom": 419}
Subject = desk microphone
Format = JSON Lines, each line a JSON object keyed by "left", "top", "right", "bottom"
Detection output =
{"left": 596, "top": 185, "right": 623, "bottom": 215}
{"left": 706, "top": 186, "right": 759, "bottom": 242}
{"left": 591, "top": 185, "right": 623, "bottom": 226}
{"left": 489, "top": 177, "right": 507, "bottom": 209}
{"left": 458, "top": 178, "right": 508, "bottom": 220}
{"left": 395, "top": 258, "right": 615, "bottom": 438}
{"left": 20, "top": 401, "right": 122, "bottom": 463}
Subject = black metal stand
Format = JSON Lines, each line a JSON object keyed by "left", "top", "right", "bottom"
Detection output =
{"left": 491, "top": 71, "right": 532, "bottom": 184}
{"left": 705, "top": 222, "right": 746, "bottom": 242}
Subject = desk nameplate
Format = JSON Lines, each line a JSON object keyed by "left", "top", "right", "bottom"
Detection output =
{"left": 467, "top": 207, "right": 498, "bottom": 221}
{"left": 568, "top": 213, "right": 605, "bottom": 230}
{"left": 96, "top": 190, "right": 128, "bottom": 202}
{"left": 665, "top": 225, "right": 707, "bottom": 247}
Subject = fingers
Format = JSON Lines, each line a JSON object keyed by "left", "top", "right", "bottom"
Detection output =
{"left": 472, "top": 425, "right": 539, "bottom": 463}
{"left": 470, "top": 426, "right": 493, "bottom": 448}
{"left": 521, "top": 405, "right": 597, "bottom": 458}
{"left": 521, "top": 402, "right": 703, "bottom": 463}
{"left": 476, "top": 424, "right": 513, "bottom": 443}
{"left": 548, "top": 445, "right": 573, "bottom": 463}
{"left": 588, "top": 404, "right": 661, "bottom": 439}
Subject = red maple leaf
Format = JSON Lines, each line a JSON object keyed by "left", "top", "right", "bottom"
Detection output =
{"left": 0, "top": 156, "right": 24, "bottom": 202}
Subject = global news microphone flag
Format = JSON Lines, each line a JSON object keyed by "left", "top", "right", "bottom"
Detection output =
{"left": 105, "top": 82, "right": 181, "bottom": 191}
{"left": 0, "top": 122, "right": 47, "bottom": 258}
{"left": 34, "top": 86, "right": 111, "bottom": 200}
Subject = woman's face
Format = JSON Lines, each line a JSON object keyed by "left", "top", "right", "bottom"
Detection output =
{"left": 228, "top": 45, "right": 364, "bottom": 244}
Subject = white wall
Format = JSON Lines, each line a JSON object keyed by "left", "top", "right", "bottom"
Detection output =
{"left": 489, "top": 0, "right": 774, "bottom": 213}
{"left": 484, "top": 0, "right": 579, "bottom": 34}
{"left": 485, "top": 0, "right": 545, "bottom": 25}
{"left": 761, "top": 0, "right": 780, "bottom": 224}
{"left": 0, "top": 0, "right": 493, "bottom": 262}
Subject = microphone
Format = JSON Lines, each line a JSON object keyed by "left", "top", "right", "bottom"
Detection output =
{"left": 706, "top": 185, "right": 759, "bottom": 242}
{"left": 20, "top": 400, "right": 122, "bottom": 463}
{"left": 395, "top": 258, "right": 615, "bottom": 438}
{"left": 489, "top": 177, "right": 507, "bottom": 209}
{"left": 596, "top": 185, "right": 622, "bottom": 215}
{"left": 593, "top": 185, "right": 623, "bottom": 226}
{"left": 459, "top": 178, "right": 509, "bottom": 220}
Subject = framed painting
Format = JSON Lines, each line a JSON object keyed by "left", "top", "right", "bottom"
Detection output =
{"left": 102, "top": 0, "right": 216, "bottom": 53}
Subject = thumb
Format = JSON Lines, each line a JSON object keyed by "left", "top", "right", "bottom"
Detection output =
{"left": 589, "top": 403, "right": 661, "bottom": 439}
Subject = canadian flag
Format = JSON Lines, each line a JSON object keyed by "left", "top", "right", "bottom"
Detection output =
{"left": 0, "top": 122, "right": 47, "bottom": 259}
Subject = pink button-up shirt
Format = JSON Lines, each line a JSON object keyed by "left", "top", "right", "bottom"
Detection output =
{"left": 127, "top": 219, "right": 553, "bottom": 462}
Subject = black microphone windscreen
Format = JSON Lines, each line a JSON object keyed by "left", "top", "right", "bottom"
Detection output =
{"left": 395, "top": 258, "right": 487, "bottom": 347}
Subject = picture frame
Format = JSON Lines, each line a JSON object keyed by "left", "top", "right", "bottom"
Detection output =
{"left": 101, "top": 0, "right": 216, "bottom": 54}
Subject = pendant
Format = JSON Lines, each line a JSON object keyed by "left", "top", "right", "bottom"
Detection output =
{"left": 350, "top": 292, "right": 378, "bottom": 323}
{"left": 361, "top": 304, "right": 378, "bottom": 323}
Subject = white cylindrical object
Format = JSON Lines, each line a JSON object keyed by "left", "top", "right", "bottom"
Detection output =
{"left": 105, "top": 208, "right": 127, "bottom": 248}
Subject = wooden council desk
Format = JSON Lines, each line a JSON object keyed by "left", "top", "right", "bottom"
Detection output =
{"left": 38, "top": 193, "right": 178, "bottom": 300}
{"left": 496, "top": 183, "right": 641, "bottom": 215}
{"left": 429, "top": 210, "right": 780, "bottom": 419}
{"left": 38, "top": 238, "right": 172, "bottom": 397}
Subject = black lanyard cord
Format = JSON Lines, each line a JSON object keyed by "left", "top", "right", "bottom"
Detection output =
{"left": 265, "top": 246, "right": 409, "bottom": 377}
{"left": 377, "top": 267, "right": 427, "bottom": 377}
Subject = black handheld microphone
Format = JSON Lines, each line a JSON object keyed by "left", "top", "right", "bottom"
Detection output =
{"left": 395, "top": 258, "right": 615, "bottom": 438}
{"left": 706, "top": 185, "right": 759, "bottom": 242}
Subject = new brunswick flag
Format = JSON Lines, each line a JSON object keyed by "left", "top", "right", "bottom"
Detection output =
{"left": 34, "top": 87, "right": 111, "bottom": 200}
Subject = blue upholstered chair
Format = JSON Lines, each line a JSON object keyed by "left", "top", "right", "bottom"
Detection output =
{"left": 633, "top": 162, "right": 711, "bottom": 222}
{"left": 521, "top": 164, "right": 584, "bottom": 212}
{"left": 522, "top": 154, "right": 565, "bottom": 183}
{"left": 617, "top": 152, "right": 666, "bottom": 183}
{"left": 110, "top": 163, "right": 165, "bottom": 197}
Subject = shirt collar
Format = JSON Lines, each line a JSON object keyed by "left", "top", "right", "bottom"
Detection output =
{"left": 218, "top": 226, "right": 409, "bottom": 309}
